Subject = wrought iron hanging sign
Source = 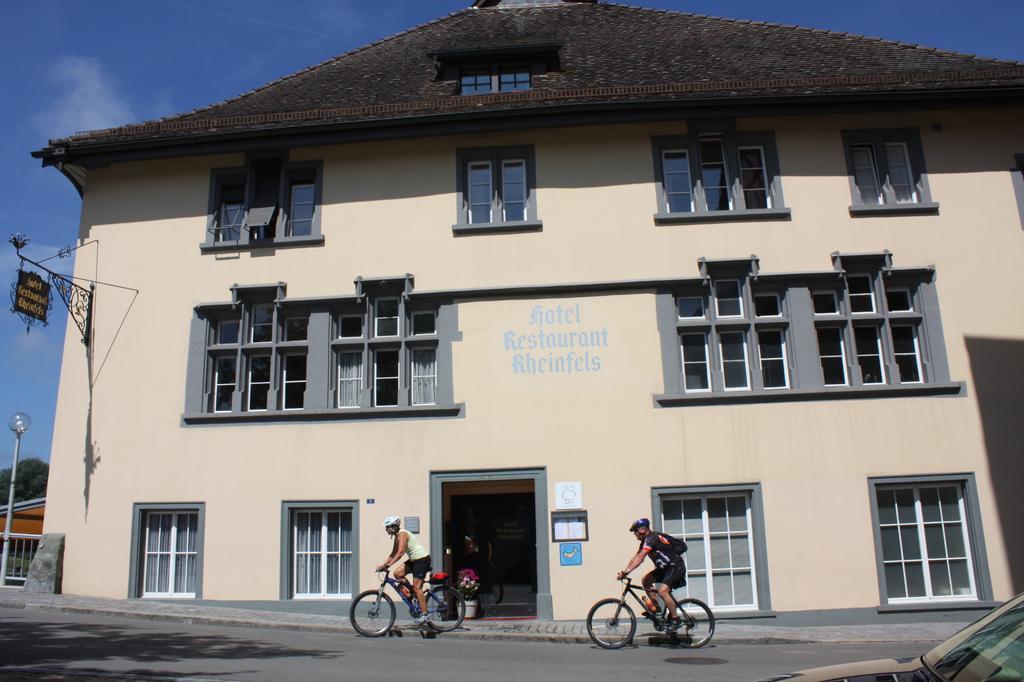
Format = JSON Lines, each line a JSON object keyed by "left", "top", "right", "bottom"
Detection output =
{"left": 13, "top": 269, "right": 51, "bottom": 323}
{"left": 8, "top": 234, "right": 94, "bottom": 346}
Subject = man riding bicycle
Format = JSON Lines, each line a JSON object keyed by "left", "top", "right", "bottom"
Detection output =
{"left": 616, "top": 517, "right": 687, "bottom": 632}
{"left": 376, "top": 515, "right": 431, "bottom": 624}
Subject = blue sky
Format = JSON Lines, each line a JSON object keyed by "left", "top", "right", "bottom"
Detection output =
{"left": 1, "top": 0, "right": 1022, "bottom": 467}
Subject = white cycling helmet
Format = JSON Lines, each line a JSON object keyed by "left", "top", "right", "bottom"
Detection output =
{"left": 383, "top": 515, "right": 401, "bottom": 529}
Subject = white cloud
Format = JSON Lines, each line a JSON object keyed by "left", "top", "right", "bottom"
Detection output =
{"left": 33, "top": 57, "right": 136, "bottom": 138}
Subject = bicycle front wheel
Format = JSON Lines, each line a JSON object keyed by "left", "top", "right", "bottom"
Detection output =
{"left": 586, "top": 598, "right": 636, "bottom": 649}
{"left": 674, "top": 598, "right": 714, "bottom": 648}
{"left": 425, "top": 585, "right": 465, "bottom": 632}
{"left": 349, "top": 590, "right": 396, "bottom": 637}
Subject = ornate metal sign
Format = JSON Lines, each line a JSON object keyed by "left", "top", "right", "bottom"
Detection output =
{"left": 12, "top": 270, "right": 51, "bottom": 323}
{"left": 8, "top": 234, "right": 94, "bottom": 346}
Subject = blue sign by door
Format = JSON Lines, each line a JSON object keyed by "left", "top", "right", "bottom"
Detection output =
{"left": 559, "top": 542, "right": 583, "bottom": 566}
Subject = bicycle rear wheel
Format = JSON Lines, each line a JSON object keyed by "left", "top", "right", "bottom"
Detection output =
{"left": 425, "top": 585, "right": 465, "bottom": 632}
{"left": 349, "top": 590, "right": 396, "bottom": 637}
{"left": 586, "top": 598, "right": 636, "bottom": 649}
{"left": 673, "top": 598, "right": 714, "bottom": 648}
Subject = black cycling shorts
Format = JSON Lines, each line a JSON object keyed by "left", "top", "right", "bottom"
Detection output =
{"left": 404, "top": 556, "right": 432, "bottom": 580}
{"left": 650, "top": 563, "right": 686, "bottom": 589}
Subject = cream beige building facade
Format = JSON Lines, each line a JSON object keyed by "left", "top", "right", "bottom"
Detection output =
{"left": 36, "top": 0, "right": 1024, "bottom": 623}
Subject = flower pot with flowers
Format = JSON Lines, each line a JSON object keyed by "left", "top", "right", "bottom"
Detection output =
{"left": 457, "top": 568, "right": 481, "bottom": 618}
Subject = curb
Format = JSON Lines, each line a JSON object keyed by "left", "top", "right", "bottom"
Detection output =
{"left": 1, "top": 600, "right": 952, "bottom": 647}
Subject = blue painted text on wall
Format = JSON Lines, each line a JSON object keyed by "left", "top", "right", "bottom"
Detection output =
{"left": 505, "top": 304, "right": 608, "bottom": 375}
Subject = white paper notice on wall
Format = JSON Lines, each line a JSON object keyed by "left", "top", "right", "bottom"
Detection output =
{"left": 555, "top": 482, "right": 583, "bottom": 510}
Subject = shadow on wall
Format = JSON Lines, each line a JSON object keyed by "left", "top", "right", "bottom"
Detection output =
{"left": 965, "top": 337, "right": 1024, "bottom": 594}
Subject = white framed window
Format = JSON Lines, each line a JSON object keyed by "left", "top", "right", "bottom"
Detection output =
{"left": 753, "top": 293, "right": 781, "bottom": 318}
{"left": 142, "top": 512, "right": 198, "bottom": 598}
{"left": 757, "top": 329, "right": 788, "bottom": 389}
{"left": 885, "top": 287, "right": 914, "bottom": 313}
{"left": 412, "top": 312, "right": 436, "bottom": 335}
{"left": 715, "top": 280, "right": 743, "bottom": 318}
{"left": 816, "top": 327, "right": 848, "bottom": 386}
{"left": 851, "top": 144, "right": 883, "bottom": 205}
{"left": 680, "top": 333, "right": 710, "bottom": 393}
{"left": 662, "top": 150, "right": 694, "bottom": 214}
{"left": 337, "top": 351, "right": 363, "bottom": 408}
{"left": 411, "top": 349, "right": 437, "bottom": 406}
{"left": 374, "top": 299, "right": 400, "bottom": 337}
{"left": 884, "top": 142, "right": 918, "bottom": 204}
{"left": 719, "top": 331, "right": 750, "bottom": 390}
{"left": 854, "top": 325, "right": 886, "bottom": 385}
{"left": 737, "top": 146, "right": 770, "bottom": 209}
{"left": 891, "top": 325, "right": 923, "bottom": 384}
{"left": 250, "top": 304, "right": 274, "bottom": 343}
{"left": 468, "top": 161, "right": 493, "bottom": 224}
{"left": 699, "top": 137, "right": 732, "bottom": 211}
{"left": 875, "top": 484, "right": 977, "bottom": 602}
{"left": 339, "top": 315, "right": 363, "bottom": 339}
{"left": 501, "top": 159, "right": 527, "bottom": 222}
{"left": 661, "top": 494, "right": 757, "bottom": 610}
{"left": 812, "top": 291, "right": 840, "bottom": 316}
{"left": 212, "top": 357, "right": 236, "bottom": 413}
{"left": 216, "top": 186, "right": 245, "bottom": 242}
{"left": 677, "top": 296, "right": 705, "bottom": 319}
{"left": 847, "top": 276, "right": 876, "bottom": 314}
{"left": 282, "top": 354, "right": 307, "bottom": 410}
{"left": 374, "top": 350, "right": 399, "bottom": 407}
{"left": 293, "top": 510, "right": 354, "bottom": 599}
{"left": 287, "top": 183, "right": 316, "bottom": 237}
{"left": 247, "top": 355, "right": 272, "bottom": 411}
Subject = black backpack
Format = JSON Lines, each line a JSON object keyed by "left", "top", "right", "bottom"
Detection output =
{"left": 655, "top": 532, "right": 688, "bottom": 557}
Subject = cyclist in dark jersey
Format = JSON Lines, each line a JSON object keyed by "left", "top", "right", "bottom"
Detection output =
{"left": 616, "top": 517, "right": 686, "bottom": 632}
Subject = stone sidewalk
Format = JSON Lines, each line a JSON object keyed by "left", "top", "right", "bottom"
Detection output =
{"left": 0, "top": 588, "right": 963, "bottom": 646}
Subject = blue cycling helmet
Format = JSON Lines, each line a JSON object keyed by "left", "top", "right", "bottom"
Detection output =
{"left": 629, "top": 518, "right": 651, "bottom": 532}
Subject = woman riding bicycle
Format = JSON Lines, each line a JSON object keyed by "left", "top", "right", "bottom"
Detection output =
{"left": 376, "top": 515, "right": 431, "bottom": 624}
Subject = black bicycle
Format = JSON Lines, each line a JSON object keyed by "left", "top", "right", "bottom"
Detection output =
{"left": 349, "top": 570, "right": 465, "bottom": 636}
{"left": 586, "top": 577, "right": 715, "bottom": 649}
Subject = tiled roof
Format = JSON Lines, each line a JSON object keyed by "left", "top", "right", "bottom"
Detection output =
{"left": 46, "top": 2, "right": 1024, "bottom": 148}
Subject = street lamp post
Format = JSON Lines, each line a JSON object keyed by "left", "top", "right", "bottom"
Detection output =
{"left": 2, "top": 412, "right": 31, "bottom": 586}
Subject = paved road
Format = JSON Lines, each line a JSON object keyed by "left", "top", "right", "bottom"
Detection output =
{"left": 0, "top": 608, "right": 936, "bottom": 681}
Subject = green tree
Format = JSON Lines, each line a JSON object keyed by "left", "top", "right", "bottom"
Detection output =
{"left": 0, "top": 458, "right": 49, "bottom": 504}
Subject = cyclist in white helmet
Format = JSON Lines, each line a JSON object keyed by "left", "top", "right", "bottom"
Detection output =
{"left": 377, "top": 515, "right": 432, "bottom": 624}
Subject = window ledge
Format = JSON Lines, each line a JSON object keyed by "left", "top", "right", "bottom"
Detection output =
{"left": 848, "top": 203, "right": 940, "bottom": 217}
{"left": 183, "top": 404, "right": 464, "bottom": 425}
{"left": 452, "top": 220, "right": 543, "bottom": 235}
{"left": 654, "top": 382, "right": 966, "bottom": 407}
{"left": 200, "top": 235, "right": 325, "bottom": 254}
{"left": 878, "top": 600, "right": 1000, "bottom": 614}
{"left": 653, "top": 208, "right": 792, "bottom": 225}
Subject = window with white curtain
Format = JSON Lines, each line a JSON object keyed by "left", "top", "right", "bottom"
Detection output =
{"left": 142, "top": 512, "right": 198, "bottom": 597}
{"left": 842, "top": 129, "right": 935, "bottom": 211}
{"left": 874, "top": 483, "right": 977, "bottom": 602}
{"left": 411, "top": 349, "right": 437, "bottom": 406}
{"left": 337, "top": 351, "right": 363, "bottom": 408}
{"left": 661, "top": 494, "right": 757, "bottom": 610}
{"left": 293, "top": 510, "right": 354, "bottom": 599}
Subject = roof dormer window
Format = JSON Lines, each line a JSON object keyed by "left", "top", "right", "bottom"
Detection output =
{"left": 458, "top": 66, "right": 532, "bottom": 95}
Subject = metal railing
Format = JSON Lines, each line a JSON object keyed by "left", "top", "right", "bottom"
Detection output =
{"left": 1, "top": 533, "right": 42, "bottom": 585}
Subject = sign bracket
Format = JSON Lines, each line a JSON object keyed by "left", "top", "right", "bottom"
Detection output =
{"left": 9, "top": 235, "right": 95, "bottom": 346}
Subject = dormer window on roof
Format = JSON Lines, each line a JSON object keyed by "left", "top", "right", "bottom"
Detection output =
{"left": 459, "top": 67, "right": 531, "bottom": 95}
{"left": 431, "top": 44, "right": 559, "bottom": 97}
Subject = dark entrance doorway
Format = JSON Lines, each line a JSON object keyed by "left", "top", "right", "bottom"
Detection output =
{"left": 442, "top": 479, "right": 537, "bottom": 618}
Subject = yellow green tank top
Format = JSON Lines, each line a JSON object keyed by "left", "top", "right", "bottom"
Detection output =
{"left": 401, "top": 529, "right": 428, "bottom": 561}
